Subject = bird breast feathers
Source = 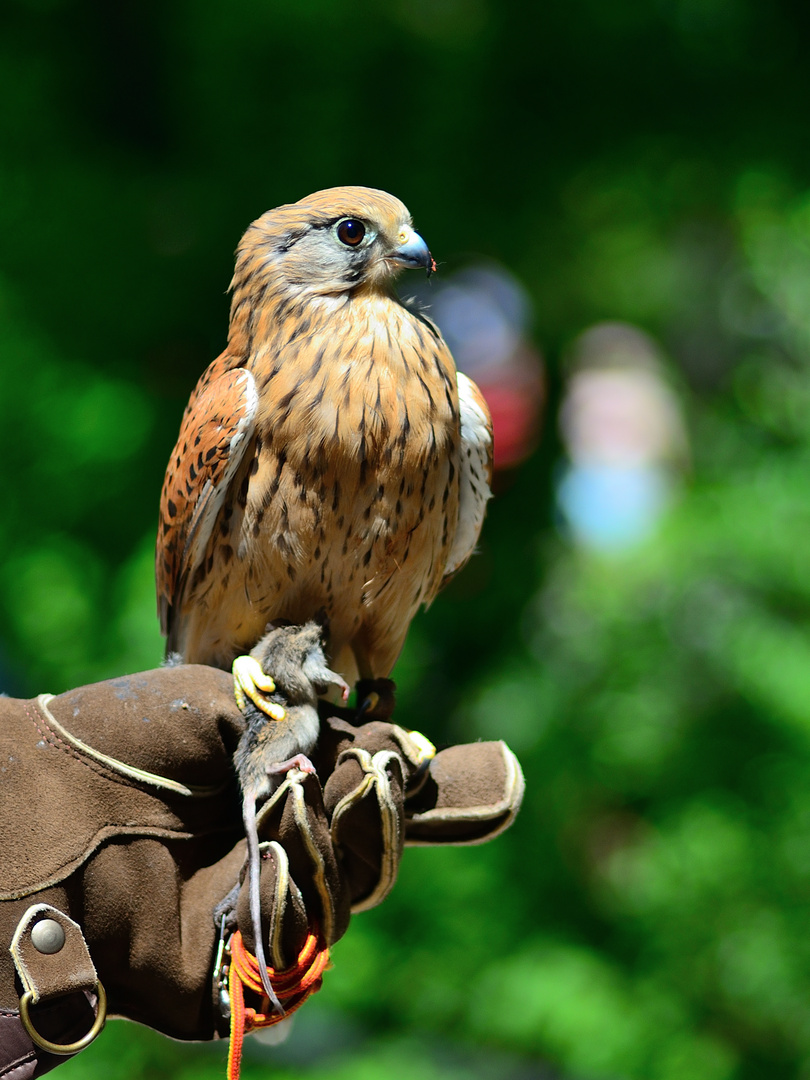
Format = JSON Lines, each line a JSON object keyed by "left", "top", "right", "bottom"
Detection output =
{"left": 251, "top": 295, "right": 459, "bottom": 464}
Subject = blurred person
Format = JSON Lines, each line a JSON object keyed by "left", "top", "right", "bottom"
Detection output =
{"left": 409, "top": 263, "right": 545, "bottom": 472}
{"left": 556, "top": 322, "right": 689, "bottom": 551}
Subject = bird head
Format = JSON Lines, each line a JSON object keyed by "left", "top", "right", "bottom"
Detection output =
{"left": 232, "top": 186, "right": 436, "bottom": 303}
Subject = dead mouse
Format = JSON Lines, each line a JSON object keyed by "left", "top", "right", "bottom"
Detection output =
{"left": 234, "top": 620, "right": 348, "bottom": 1012}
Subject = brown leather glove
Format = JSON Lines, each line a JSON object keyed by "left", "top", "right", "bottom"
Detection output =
{"left": 0, "top": 665, "right": 524, "bottom": 1078}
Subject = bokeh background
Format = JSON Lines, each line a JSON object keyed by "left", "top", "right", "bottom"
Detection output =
{"left": 4, "top": 1, "right": 810, "bottom": 1077}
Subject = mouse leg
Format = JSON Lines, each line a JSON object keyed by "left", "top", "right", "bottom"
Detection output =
{"left": 266, "top": 754, "right": 316, "bottom": 779}
{"left": 301, "top": 650, "right": 351, "bottom": 703}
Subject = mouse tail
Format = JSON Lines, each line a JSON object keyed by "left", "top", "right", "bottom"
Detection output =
{"left": 243, "top": 792, "right": 285, "bottom": 1015}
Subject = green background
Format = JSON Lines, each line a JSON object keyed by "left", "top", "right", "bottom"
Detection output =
{"left": 4, "top": 0, "right": 810, "bottom": 1076}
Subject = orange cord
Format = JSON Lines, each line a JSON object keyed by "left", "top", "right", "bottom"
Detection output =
{"left": 226, "top": 929, "right": 330, "bottom": 1080}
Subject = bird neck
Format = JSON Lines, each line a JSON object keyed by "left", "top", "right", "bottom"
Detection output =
{"left": 227, "top": 270, "right": 404, "bottom": 363}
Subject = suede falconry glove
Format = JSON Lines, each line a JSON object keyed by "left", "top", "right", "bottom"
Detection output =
{"left": 0, "top": 661, "right": 524, "bottom": 1079}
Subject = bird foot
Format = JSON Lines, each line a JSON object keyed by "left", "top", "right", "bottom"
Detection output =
{"left": 232, "top": 655, "right": 286, "bottom": 721}
{"left": 406, "top": 729, "right": 437, "bottom": 766}
{"left": 356, "top": 677, "right": 397, "bottom": 720}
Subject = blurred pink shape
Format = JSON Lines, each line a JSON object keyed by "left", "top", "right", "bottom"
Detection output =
{"left": 410, "top": 264, "right": 545, "bottom": 471}
{"left": 557, "top": 323, "right": 689, "bottom": 550}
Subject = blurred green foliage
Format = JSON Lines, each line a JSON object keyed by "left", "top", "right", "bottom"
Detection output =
{"left": 4, "top": 0, "right": 810, "bottom": 1077}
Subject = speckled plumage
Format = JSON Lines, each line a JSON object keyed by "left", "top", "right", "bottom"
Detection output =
{"left": 156, "top": 186, "right": 492, "bottom": 681}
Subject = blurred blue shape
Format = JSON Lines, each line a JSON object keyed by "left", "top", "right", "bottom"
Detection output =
{"left": 556, "top": 322, "right": 688, "bottom": 551}
{"left": 557, "top": 462, "right": 675, "bottom": 551}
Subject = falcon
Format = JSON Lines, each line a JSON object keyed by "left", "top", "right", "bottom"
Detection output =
{"left": 156, "top": 186, "right": 492, "bottom": 705}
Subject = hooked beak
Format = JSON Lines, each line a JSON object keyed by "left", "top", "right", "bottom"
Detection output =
{"left": 389, "top": 226, "right": 437, "bottom": 276}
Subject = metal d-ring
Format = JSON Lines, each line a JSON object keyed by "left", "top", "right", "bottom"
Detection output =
{"left": 19, "top": 980, "right": 107, "bottom": 1055}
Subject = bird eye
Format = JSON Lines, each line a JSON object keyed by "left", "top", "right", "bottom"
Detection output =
{"left": 336, "top": 219, "right": 366, "bottom": 247}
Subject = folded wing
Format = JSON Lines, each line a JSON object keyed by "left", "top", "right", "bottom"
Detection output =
{"left": 443, "top": 371, "right": 493, "bottom": 581}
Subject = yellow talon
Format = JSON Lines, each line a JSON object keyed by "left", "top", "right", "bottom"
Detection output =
{"left": 232, "top": 655, "right": 286, "bottom": 721}
{"left": 407, "top": 729, "right": 437, "bottom": 765}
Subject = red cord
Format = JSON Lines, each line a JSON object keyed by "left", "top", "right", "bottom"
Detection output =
{"left": 226, "top": 929, "right": 330, "bottom": 1080}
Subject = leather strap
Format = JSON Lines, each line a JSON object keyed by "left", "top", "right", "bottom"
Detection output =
{"left": 10, "top": 906, "right": 97, "bottom": 1004}
{"left": 7, "top": 905, "right": 105, "bottom": 1065}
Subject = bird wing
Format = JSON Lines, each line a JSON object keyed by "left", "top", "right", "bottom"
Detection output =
{"left": 156, "top": 352, "right": 258, "bottom": 641}
{"left": 443, "top": 371, "right": 493, "bottom": 581}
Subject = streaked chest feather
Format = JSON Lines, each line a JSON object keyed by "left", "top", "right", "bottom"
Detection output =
{"left": 225, "top": 294, "right": 460, "bottom": 591}
{"left": 251, "top": 295, "right": 457, "bottom": 460}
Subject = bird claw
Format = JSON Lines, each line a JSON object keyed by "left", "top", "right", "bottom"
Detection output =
{"left": 407, "top": 728, "right": 437, "bottom": 766}
{"left": 232, "top": 655, "right": 286, "bottom": 721}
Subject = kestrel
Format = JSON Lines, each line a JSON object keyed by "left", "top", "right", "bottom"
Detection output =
{"left": 156, "top": 186, "right": 492, "bottom": 696}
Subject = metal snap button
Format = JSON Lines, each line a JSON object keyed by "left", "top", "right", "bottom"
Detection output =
{"left": 30, "top": 918, "right": 66, "bottom": 954}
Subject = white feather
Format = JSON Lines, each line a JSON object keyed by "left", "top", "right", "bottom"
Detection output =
{"left": 445, "top": 371, "right": 493, "bottom": 576}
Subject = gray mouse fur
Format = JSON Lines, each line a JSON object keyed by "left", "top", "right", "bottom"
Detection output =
{"left": 234, "top": 621, "right": 348, "bottom": 1012}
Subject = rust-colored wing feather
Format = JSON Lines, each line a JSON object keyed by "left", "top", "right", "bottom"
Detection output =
{"left": 156, "top": 351, "right": 258, "bottom": 644}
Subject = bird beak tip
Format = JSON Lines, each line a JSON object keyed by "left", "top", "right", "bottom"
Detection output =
{"left": 390, "top": 228, "right": 434, "bottom": 273}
